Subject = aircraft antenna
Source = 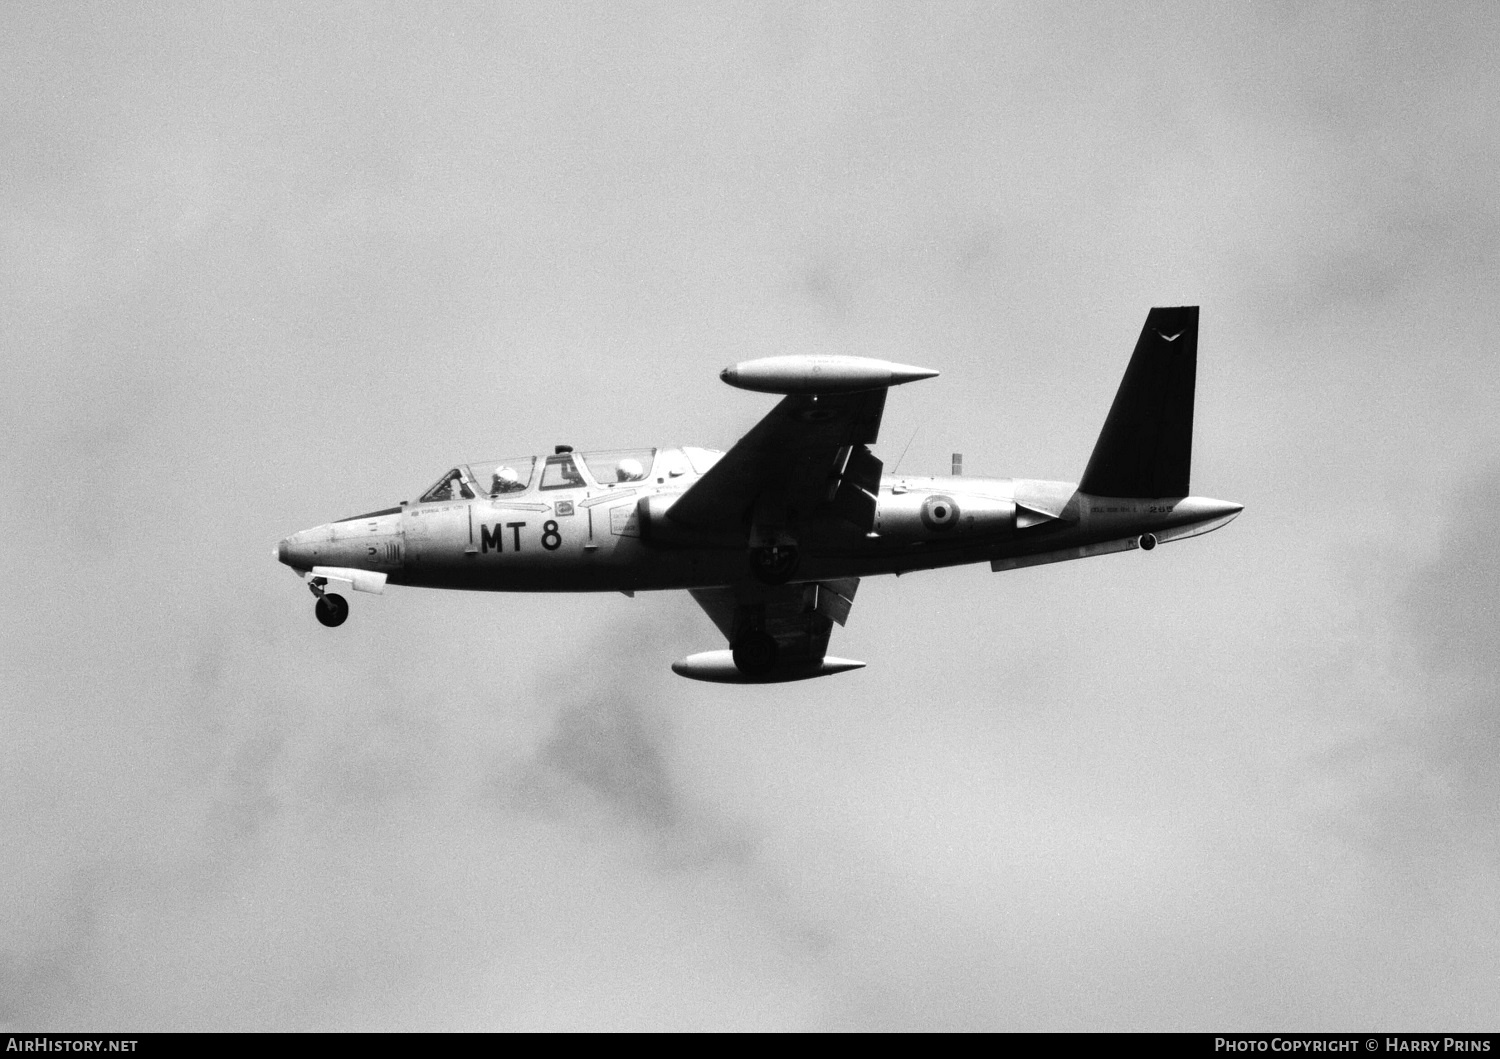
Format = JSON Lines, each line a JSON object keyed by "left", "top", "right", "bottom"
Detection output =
{"left": 891, "top": 426, "right": 919, "bottom": 475}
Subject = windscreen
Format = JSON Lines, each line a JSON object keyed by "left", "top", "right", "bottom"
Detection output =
{"left": 418, "top": 468, "right": 476, "bottom": 503}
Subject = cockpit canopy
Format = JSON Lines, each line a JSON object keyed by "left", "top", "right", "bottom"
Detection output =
{"left": 580, "top": 449, "right": 656, "bottom": 485}
{"left": 416, "top": 449, "right": 660, "bottom": 504}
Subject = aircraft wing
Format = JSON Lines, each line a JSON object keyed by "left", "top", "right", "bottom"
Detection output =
{"left": 665, "top": 390, "right": 889, "bottom": 532}
{"left": 688, "top": 577, "right": 860, "bottom": 664}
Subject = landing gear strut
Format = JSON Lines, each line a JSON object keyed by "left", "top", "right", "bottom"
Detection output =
{"left": 731, "top": 630, "right": 779, "bottom": 676}
{"left": 749, "top": 544, "right": 799, "bottom": 585}
{"left": 308, "top": 576, "right": 349, "bottom": 627}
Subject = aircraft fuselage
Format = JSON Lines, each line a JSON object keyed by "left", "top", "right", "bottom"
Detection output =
{"left": 277, "top": 456, "right": 1241, "bottom": 594}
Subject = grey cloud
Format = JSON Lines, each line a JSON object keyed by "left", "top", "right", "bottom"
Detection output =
{"left": 509, "top": 609, "right": 769, "bottom": 870}
{"left": 1392, "top": 465, "right": 1500, "bottom": 836}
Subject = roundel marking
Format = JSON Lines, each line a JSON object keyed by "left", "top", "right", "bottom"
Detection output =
{"left": 920, "top": 494, "right": 960, "bottom": 532}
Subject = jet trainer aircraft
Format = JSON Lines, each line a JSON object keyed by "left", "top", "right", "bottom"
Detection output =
{"left": 277, "top": 307, "right": 1241, "bottom": 682}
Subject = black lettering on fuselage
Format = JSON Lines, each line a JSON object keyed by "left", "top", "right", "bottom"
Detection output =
{"left": 480, "top": 524, "right": 504, "bottom": 553}
{"left": 507, "top": 521, "right": 526, "bottom": 550}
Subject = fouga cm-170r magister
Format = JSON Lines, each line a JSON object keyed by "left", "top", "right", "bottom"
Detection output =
{"left": 277, "top": 307, "right": 1241, "bottom": 682}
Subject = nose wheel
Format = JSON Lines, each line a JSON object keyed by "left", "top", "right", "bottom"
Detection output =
{"left": 315, "top": 593, "right": 349, "bottom": 627}
{"left": 308, "top": 576, "right": 349, "bottom": 627}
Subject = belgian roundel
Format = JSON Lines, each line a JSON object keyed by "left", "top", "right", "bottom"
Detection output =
{"left": 920, "top": 494, "right": 960, "bottom": 531}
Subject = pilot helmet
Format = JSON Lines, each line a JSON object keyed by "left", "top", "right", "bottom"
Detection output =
{"left": 494, "top": 466, "right": 519, "bottom": 483}
{"left": 616, "top": 458, "right": 644, "bottom": 481}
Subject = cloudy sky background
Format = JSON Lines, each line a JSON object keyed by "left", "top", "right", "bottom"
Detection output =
{"left": 4, "top": 0, "right": 1498, "bottom": 1030}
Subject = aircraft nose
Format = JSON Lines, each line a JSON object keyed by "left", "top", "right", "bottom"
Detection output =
{"left": 277, "top": 529, "right": 321, "bottom": 571}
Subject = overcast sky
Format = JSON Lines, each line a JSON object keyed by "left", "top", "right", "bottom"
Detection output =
{"left": 3, "top": 0, "right": 1498, "bottom": 1031}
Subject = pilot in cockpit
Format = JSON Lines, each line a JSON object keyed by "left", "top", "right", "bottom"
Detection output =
{"left": 616, "top": 458, "right": 646, "bottom": 482}
{"left": 491, "top": 466, "right": 523, "bottom": 495}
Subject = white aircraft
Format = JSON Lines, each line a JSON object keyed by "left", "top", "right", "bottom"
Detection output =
{"left": 277, "top": 307, "right": 1241, "bottom": 682}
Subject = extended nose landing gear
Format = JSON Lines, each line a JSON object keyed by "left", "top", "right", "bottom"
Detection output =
{"left": 308, "top": 576, "right": 349, "bottom": 627}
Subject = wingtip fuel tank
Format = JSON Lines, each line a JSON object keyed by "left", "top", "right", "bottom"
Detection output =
{"left": 720, "top": 355, "right": 939, "bottom": 395}
{"left": 671, "top": 650, "right": 867, "bottom": 683}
